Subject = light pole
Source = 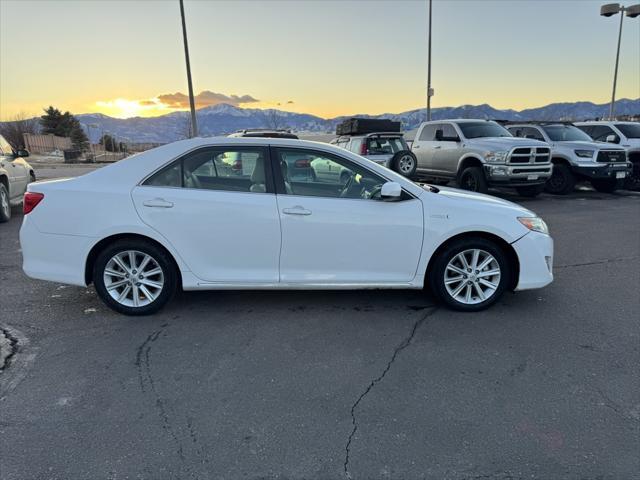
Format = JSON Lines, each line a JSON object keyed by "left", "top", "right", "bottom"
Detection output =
{"left": 179, "top": 0, "right": 198, "bottom": 137}
{"left": 426, "top": 0, "right": 434, "bottom": 121}
{"left": 600, "top": 3, "right": 640, "bottom": 119}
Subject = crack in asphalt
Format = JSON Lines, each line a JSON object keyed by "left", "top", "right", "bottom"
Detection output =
{"left": 554, "top": 255, "right": 639, "bottom": 270}
{"left": 343, "top": 306, "right": 438, "bottom": 479}
{"left": 135, "top": 323, "right": 189, "bottom": 465}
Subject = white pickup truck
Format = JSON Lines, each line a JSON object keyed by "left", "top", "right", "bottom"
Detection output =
{"left": 411, "top": 119, "right": 553, "bottom": 197}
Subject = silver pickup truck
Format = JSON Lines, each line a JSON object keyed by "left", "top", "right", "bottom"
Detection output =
{"left": 506, "top": 122, "right": 631, "bottom": 194}
{"left": 411, "top": 119, "right": 552, "bottom": 197}
{"left": 0, "top": 134, "right": 35, "bottom": 222}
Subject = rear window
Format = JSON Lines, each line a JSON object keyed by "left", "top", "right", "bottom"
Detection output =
{"left": 366, "top": 137, "right": 407, "bottom": 155}
{"left": 615, "top": 123, "right": 640, "bottom": 139}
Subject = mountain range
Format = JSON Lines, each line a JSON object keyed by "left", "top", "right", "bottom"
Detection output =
{"left": 41, "top": 98, "right": 640, "bottom": 144}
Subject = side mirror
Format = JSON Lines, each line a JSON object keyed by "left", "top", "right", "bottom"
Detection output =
{"left": 380, "top": 181, "right": 402, "bottom": 201}
{"left": 605, "top": 134, "right": 619, "bottom": 144}
{"left": 16, "top": 149, "right": 30, "bottom": 157}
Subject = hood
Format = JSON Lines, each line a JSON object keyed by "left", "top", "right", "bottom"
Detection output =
{"left": 427, "top": 185, "right": 535, "bottom": 216}
{"left": 553, "top": 140, "right": 625, "bottom": 151}
{"left": 465, "top": 137, "right": 548, "bottom": 150}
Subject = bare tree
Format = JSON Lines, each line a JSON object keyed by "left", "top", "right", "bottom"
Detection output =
{"left": 0, "top": 112, "right": 39, "bottom": 150}
{"left": 264, "top": 109, "right": 284, "bottom": 130}
{"left": 177, "top": 114, "right": 193, "bottom": 140}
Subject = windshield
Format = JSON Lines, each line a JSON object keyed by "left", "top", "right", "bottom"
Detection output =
{"left": 615, "top": 123, "right": 640, "bottom": 139}
{"left": 458, "top": 122, "right": 512, "bottom": 139}
{"left": 542, "top": 125, "right": 593, "bottom": 142}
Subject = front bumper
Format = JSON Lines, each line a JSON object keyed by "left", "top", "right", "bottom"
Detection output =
{"left": 572, "top": 162, "right": 632, "bottom": 180}
{"left": 485, "top": 164, "right": 552, "bottom": 186}
{"left": 511, "top": 230, "right": 553, "bottom": 291}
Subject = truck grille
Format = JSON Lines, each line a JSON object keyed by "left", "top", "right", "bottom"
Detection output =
{"left": 508, "top": 147, "right": 550, "bottom": 164}
{"left": 597, "top": 150, "right": 626, "bottom": 163}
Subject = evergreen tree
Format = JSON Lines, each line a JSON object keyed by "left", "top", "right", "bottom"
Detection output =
{"left": 40, "top": 106, "right": 89, "bottom": 151}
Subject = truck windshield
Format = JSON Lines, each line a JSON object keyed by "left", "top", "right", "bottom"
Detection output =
{"left": 366, "top": 137, "right": 407, "bottom": 155}
{"left": 615, "top": 123, "right": 640, "bottom": 139}
{"left": 458, "top": 122, "right": 511, "bottom": 139}
{"left": 542, "top": 125, "right": 592, "bottom": 142}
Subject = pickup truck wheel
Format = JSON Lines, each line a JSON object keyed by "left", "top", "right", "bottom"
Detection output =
{"left": 429, "top": 237, "right": 510, "bottom": 312}
{"left": 591, "top": 178, "right": 618, "bottom": 193}
{"left": 624, "top": 160, "right": 640, "bottom": 191}
{"left": 392, "top": 151, "right": 417, "bottom": 178}
{"left": 515, "top": 184, "right": 544, "bottom": 198}
{"left": 459, "top": 166, "right": 488, "bottom": 194}
{"left": 0, "top": 184, "right": 10, "bottom": 223}
{"left": 545, "top": 163, "right": 575, "bottom": 195}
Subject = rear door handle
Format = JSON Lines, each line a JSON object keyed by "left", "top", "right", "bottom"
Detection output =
{"left": 143, "top": 198, "right": 174, "bottom": 208}
{"left": 283, "top": 206, "right": 311, "bottom": 216}
{"left": 413, "top": 145, "right": 420, "bottom": 149}
{"left": 434, "top": 146, "right": 441, "bottom": 149}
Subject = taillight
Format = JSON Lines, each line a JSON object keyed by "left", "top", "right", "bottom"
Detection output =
{"left": 23, "top": 192, "right": 44, "bottom": 214}
{"left": 360, "top": 141, "right": 368, "bottom": 155}
{"left": 294, "top": 158, "right": 311, "bottom": 168}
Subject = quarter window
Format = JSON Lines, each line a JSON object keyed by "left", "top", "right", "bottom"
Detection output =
{"left": 589, "top": 126, "right": 616, "bottom": 142}
{"left": 143, "top": 147, "right": 269, "bottom": 193}
{"left": 275, "top": 148, "right": 387, "bottom": 200}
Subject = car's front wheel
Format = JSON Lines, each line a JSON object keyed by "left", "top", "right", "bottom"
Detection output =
{"left": 458, "top": 166, "right": 488, "bottom": 194}
{"left": 93, "top": 239, "right": 177, "bottom": 315}
{"left": 0, "top": 184, "right": 10, "bottom": 223}
{"left": 429, "top": 237, "right": 511, "bottom": 312}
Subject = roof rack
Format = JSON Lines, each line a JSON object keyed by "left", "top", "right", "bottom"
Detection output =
{"left": 235, "top": 128, "right": 293, "bottom": 134}
{"left": 498, "top": 120, "right": 576, "bottom": 126}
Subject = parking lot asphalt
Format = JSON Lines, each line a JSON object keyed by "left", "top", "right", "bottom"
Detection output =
{"left": 1, "top": 166, "right": 639, "bottom": 480}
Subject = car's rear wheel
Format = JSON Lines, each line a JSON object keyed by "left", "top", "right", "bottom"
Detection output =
{"left": 0, "top": 184, "right": 10, "bottom": 223}
{"left": 429, "top": 237, "right": 510, "bottom": 312}
{"left": 544, "top": 163, "right": 575, "bottom": 195}
{"left": 392, "top": 151, "right": 417, "bottom": 178}
{"left": 515, "top": 184, "right": 544, "bottom": 198}
{"left": 93, "top": 239, "right": 177, "bottom": 315}
{"left": 458, "top": 166, "right": 488, "bottom": 194}
{"left": 591, "top": 178, "right": 619, "bottom": 193}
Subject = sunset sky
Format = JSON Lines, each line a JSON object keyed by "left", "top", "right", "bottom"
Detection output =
{"left": 1, "top": 0, "right": 639, "bottom": 121}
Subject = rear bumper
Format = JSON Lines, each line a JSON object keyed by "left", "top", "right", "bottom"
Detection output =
{"left": 20, "top": 216, "right": 93, "bottom": 287}
{"left": 512, "top": 231, "right": 553, "bottom": 290}
{"left": 572, "top": 162, "right": 632, "bottom": 180}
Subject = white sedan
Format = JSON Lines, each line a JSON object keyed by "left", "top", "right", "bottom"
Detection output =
{"left": 20, "top": 137, "right": 553, "bottom": 315}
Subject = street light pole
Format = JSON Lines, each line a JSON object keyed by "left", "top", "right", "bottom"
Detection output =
{"left": 426, "top": 0, "right": 433, "bottom": 121}
{"left": 600, "top": 3, "right": 640, "bottom": 119}
{"left": 179, "top": 0, "right": 198, "bottom": 137}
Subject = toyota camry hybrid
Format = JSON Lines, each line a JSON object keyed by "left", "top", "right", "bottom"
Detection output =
{"left": 20, "top": 137, "right": 553, "bottom": 315}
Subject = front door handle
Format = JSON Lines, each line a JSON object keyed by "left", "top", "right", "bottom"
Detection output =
{"left": 433, "top": 146, "right": 441, "bottom": 149}
{"left": 143, "top": 198, "right": 174, "bottom": 208}
{"left": 413, "top": 145, "right": 420, "bottom": 149}
{"left": 283, "top": 206, "right": 311, "bottom": 216}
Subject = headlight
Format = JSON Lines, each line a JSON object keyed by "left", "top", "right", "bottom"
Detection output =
{"left": 574, "top": 149, "right": 595, "bottom": 159}
{"left": 518, "top": 216, "right": 549, "bottom": 235}
{"left": 485, "top": 151, "right": 507, "bottom": 163}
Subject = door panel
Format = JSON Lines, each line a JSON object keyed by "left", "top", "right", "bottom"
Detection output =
{"left": 412, "top": 124, "right": 438, "bottom": 172}
{"left": 277, "top": 195, "right": 423, "bottom": 283}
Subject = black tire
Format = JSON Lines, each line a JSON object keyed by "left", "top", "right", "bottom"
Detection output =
{"left": 29, "top": 171, "right": 36, "bottom": 183}
{"left": 391, "top": 151, "right": 417, "bottom": 178}
{"left": 458, "top": 166, "right": 488, "bottom": 194}
{"left": 591, "top": 178, "right": 618, "bottom": 193}
{"left": 515, "top": 184, "right": 544, "bottom": 198}
{"left": 93, "top": 239, "right": 178, "bottom": 315}
{"left": 0, "top": 184, "right": 10, "bottom": 223}
{"left": 624, "top": 160, "right": 640, "bottom": 191}
{"left": 544, "top": 163, "right": 575, "bottom": 195}
{"left": 428, "top": 237, "right": 511, "bottom": 312}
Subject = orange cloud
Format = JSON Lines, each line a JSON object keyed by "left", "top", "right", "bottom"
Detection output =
{"left": 156, "top": 90, "right": 259, "bottom": 109}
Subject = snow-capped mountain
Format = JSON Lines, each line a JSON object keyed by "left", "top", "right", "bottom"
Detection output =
{"left": 50, "top": 98, "right": 640, "bottom": 143}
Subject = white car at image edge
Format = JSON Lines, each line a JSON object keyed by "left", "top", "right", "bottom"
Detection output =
{"left": 19, "top": 137, "right": 553, "bottom": 315}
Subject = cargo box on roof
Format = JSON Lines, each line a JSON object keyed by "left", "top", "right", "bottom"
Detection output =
{"left": 336, "top": 118, "right": 401, "bottom": 136}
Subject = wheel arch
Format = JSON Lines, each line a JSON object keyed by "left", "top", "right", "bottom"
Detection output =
{"left": 551, "top": 155, "right": 571, "bottom": 166}
{"left": 456, "top": 155, "right": 484, "bottom": 180}
{"left": 84, "top": 233, "right": 183, "bottom": 287}
{"left": 0, "top": 173, "right": 8, "bottom": 191}
{"left": 425, "top": 231, "right": 520, "bottom": 291}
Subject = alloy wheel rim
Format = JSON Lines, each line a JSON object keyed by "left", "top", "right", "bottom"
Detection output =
{"left": 399, "top": 155, "right": 414, "bottom": 174}
{"left": 462, "top": 173, "right": 477, "bottom": 191}
{"left": 103, "top": 250, "right": 164, "bottom": 307}
{"left": 444, "top": 249, "right": 501, "bottom": 305}
{"left": 548, "top": 171, "right": 565, "bottom": 190}
{"left": 1, "top": 190, "right": 8, "bottom": 217}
